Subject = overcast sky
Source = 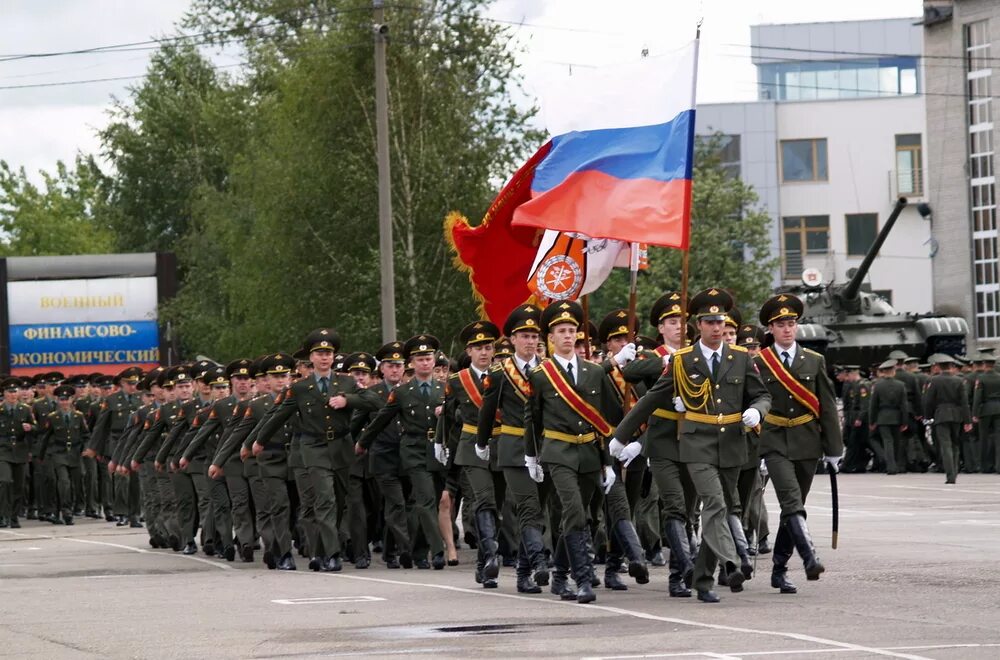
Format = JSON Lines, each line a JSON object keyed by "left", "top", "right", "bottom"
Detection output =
{"left": 0, "top": 0, "right": 919, "bottom": 180}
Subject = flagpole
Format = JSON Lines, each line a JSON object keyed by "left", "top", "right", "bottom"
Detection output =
{"left": 582, "top": 294, "right": 592, "bottom": 360}
{"left": 681, "top": 20, "right": 701, "bottom": 349}
{"left": 624, "top": 242, "right": 640, "bottom": 412}
{"left": 680, "top": 249, "right": 690, "bottom": 348}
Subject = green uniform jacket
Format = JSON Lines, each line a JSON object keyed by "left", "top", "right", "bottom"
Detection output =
{"left": 524, "top": 357, "right": 615, "bottom": 473}
{"left": 355, "top": 378, "right": 441, "bottom": 473}
{"left": 973, "top": 370, "right": 1000, "bottom": 417}
{"left": 132, "top": 401, "right": 179, "bottom": 465}
{"left": 0, "top": 403, "right": 37, "bottom": 464}
{"left": 183, "top": 395, "right": 238, "bottom": 466}
{"left": 477, "top": 357, "right": 537, "bottom": 468}
{"left": 88, "top": 390, "right": 140, "bottom": 456}
{"left": 755, "top": 345, "right": 840, "bottom": 461}
{"left": 31, "top": 398, "right": 57, "bottom": 456}
{"left": 156, "top": 399, "right": 201, "bottom": 466}
{"left": 869, "top": 377, "right": 910, "bottom": 426}
{"left": 237, "top": 392, "right": 292, "bottom": 480}
{"left": 439, "top": 368, "right": 494, "bottom": 470}
{"left": 257, "top": 373, "right": 381, "bottom": 471}
{"left": 213, "top": 398, "right": 253, "bottom": 469}
{"left": 621, "top": 347, "right": 682, "bottom": 460}
{"left": 178, "top": 403, "right": 214, "bottom": 473}
{"left": 923, "top": 374, "right": 971, "bottom": 423}
{"left": 38, "top": 409, "right": 89, "bottom": 466}
{"left": 895, "top": 370, "right": 922, "bottom": 420}
{"left": 114, "top": 404, "right": 155, "bottom": 466}
{"left": 351, "top": 381, "right": 402, "bottom": 477}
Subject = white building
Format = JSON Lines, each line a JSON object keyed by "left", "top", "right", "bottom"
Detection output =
{"left": 696, "top": 18, "right": 935, "bottom": 314}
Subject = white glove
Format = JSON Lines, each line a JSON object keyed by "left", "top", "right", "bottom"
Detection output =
{"left": 662, "top": 354, "right": 672, "bottom": 369}
{"left": 525, "top": 455, "right": 544, "bottom": 483}
{"left": 823, "top": 455, "right": 841, "bottom": 473}
{"left": 600, "top": 465, "right": 616, "bottom": 494}
{"left": 759, "top": 458, "right": 768, "bottom": 477}
{"left": 608, "top": 437, "right": 626, "bottom": 459}
{"left": 742, "top": 408, "right": 761, "bottom": 427}
{"left": 434, "top": 443, "right": 449, "bottom": 466}
{"left": 673, "top": 396, "right": 686, "bottom": 413}
{"left": 620, "top": 441, "right": 643, "bottom": 467}
{"left": 613, "top": 343, "right": 637, "bottom": 367}
{"left": 475, "top": 443, "right": 490, "bottom": 462}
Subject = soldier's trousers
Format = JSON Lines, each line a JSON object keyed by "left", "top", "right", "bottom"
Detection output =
{"left": 980, "top": 415, "right": 1000, "bottom": 473}
{"left": 626, "top": 461, "right": 660, "bottom": 550}
{"left": 877, "top": 425, "right": 903, "bottom": 473}
{"left": 293, "top": 466, "right": 316, "bottom": 555}
{"left": 649, "top": 456, "right": 697, "bottom": 525}
{"left": 842, "top": 423, "right": 871, "bottom": 472}
{"left": 114, "top": 471, "right": 141, "bottom": 519}
{"left": 156, "top": 471, "right": 181, "bottom": 542}
{"left": 686, "top": 462, "right": 740, "bottom": 593}
{"left": 80, "top": 455, "right": 99, "bottom": 513}
{"left": 464, "top": 465, "right": 502, "bottom": 516}
{"left": 546, "top": 463, "right": 599, "bottom": 535}
{"left": 193, "top": 472, "right": 231, "bottom": 548}
{"left": 762, "top": 454, "right": 816, "bottom": 520}
{"left": 742, "top": 468, "right": 770, "bottom": 542}
{"left": 53, "top": 463, "right": 80, "bottom": 517}
{"left": 407, "top": 468, "right": 443, "bottom": 556}
{"left": 502, "top": 466, "right": 546, "bottom": 535}
{"left": 376, "top": 473, "right": 410, "bottom": 555}
{"left": 347, "top": 474, "right": 379, "bottom": 559}
{"left": 605, "top": 463, "right": 632, "bottom": 527}
{"left": 99, "top": 459, "right": 114, "bottom": 514}
{"left": 962, "top": 426, "right": 981, "bottom": 473}
{"left": 0, "top": 461, "right": 26, "bottom": 518}
{"left": 935, "top": 423, "right": 962, "bottom": 483}
{"left": 171, "top": 471, "right": 198, "bottom": 545}
{"left": 225, "top": 466, "right": 254, "bottom": 548}
{"left": 307, "top": 464, "right": 348, "bottom": 558}
{"left": 262, "top": 475, "right": 292, "bottom": 557}
{"left": 248, "top": 471, "right": 270, "bottom": 551}
{"left": 32, "top": 458, "right": 55, "bottom": 515}
{"left": 139, "top": 463, "right": 163, "bottom": 538}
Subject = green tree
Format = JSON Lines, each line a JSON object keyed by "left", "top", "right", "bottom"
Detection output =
{"left": 589, "top": 133, "right": 778, "bottom": 327}
{"left": 0, "top": 156, "right": 116, "bottom": 256}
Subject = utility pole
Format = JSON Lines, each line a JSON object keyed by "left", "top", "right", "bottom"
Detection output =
{"left": 374, "top": 0, "right": 396, "bottom": 342}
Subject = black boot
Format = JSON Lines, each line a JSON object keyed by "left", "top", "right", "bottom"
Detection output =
{"left": 567, "top": 530, "right": 597, "bottom": 604}
{"left": 550, "top": 536, "right": 576, "bottom": 601}
{"left": 277, "top": 552, "right": 297, "bottom": 570}
{"left": 667, "top": 547, "right": 692, "bottom": 598}
{"left": 203, "top": 540, "right": 215, "bottom": 557}
{"left": 516, "top": 544, "right": 541, "bottom": 593}
{"left": 664, "top": 519, "right": 695, "bottom": 591}
{"left": 603, "top": 548, "right": 628, "bottom": 591}
{"left": 786, "top": 513, "right": 824, "bottom": 580}
{"left": 727, "top": 514, "right": 753, "bottom": 583}
{"left": 757, "top": 534, "right": 771, "bottom": 555}
{"left": 9, "top": 515, "right": 19, "bottom": 529}
{"left": 0, "top": 517, "right": 7, "bottom": 528}
{"left": 614, "top": 519, "right": 649, "bottom": 585}
{"left": 475, "top": 509, "right": 500, "bottom": 582}
{"left": 521, "top": 526, "right": 549, "bottom": 587}
{"left": 182, "top": 541, "right": 198, "bottom": 555}
{"left": 770, "top": 523, "right": 797, "bottom": 594}
{"left": 64, "top": 514, "right": 74, "bottom": 526}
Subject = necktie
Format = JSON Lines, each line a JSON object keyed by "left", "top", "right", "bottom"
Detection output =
{"left": 420, "top": 382, "right": 430, "bottom": 401}
{"left": 711, "top": 352, "right": 720, "bottom": 379}
{"left": 64, "top": 413, "right": 71, "bottom": 425}
{"left": 782, "top": 351, "right": 792, "bottom": 369}
{"left": 479, "top": 372, "right": 487, "bottom": 384}
{"left": 319, "top": 377, "right": 329, "bottom": 395}
{"left": 567, "top": 362, "right": 575, "bottom": 385}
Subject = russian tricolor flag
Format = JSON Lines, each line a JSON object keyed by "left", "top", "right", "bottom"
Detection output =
{"left": 512, "top": 42, "right": 699, "bottom": 249}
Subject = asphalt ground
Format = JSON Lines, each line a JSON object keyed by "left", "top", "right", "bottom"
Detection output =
{"left": 2, "top": 472, "right": 1000, "bottom": 660}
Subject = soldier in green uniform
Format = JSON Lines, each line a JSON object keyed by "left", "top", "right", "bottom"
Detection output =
{"left": 439, "top": 320, "right": 507, "bottom": 586}
{"left": 973, "top": 353, "right": 1000, "bottom": 474}
{"left": 0, "top": 377, "right": 36, "bottom": 528}
{"left": 31, "top": 372, "right": 61, "bottom": 524}
{"left": 355, "top": 335, "right": 445, "bottom": 570}
{"left": 118, "top": 369, "right": 168, "bottom": 548}
{"left": 155, "top": 366, "right": 202, "bottom": 554}
{"left": 525, "top": 301, "right": 619, "bottom": 604}
{"left": 734, "top": 324, "right": 770, "bottom": 557}
{"left": 257, "top": 328, "right": 382, "bottom": 573}
{"left": 353, "top": 341, "right": 409, "bottom": 568}
{"left": 597, "top": 309, "right": 650, "bottom": 592}
{"left": 923, "top": 354, "right": 973, "bottom": 484}
{"left": 841, "top": 366, "right": 877, "bottom": 473}
{"left": 755, "top": 294, "right": 841, "bottom": 595}
{"left": 618, "top": 289, "right": 770, "bottom": 603}
{"left": 37, "top": 384, "right": 89, "bottom": 525}
{"left": 71, "top": 375, "right": 97, "bottom": 518}
{"left": 477, "top": 304, "right": 550, "bottom": 594}
{"left": 343, "top": 351, "right": 380, "bottom": 569}
{"left": 617, "top": 291, "right": 698, "bottom": 598}
{"left": 869, "top": 360, "right": 909, "bottom": 475}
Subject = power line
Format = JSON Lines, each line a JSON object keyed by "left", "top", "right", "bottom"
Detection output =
{"left": 0, "top": 62, "right": 246, "bottom": 91}
{"left": 731, "top": 42, "right": 1000, "bottom": 65}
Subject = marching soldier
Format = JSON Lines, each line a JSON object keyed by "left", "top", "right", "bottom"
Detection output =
{"left": 923, "top": 354, "right": 973, "bottom": 485}
{"left": 735, "top": 323, "right": 771, "bottom": 556}
{"left": 343, "top": 351, "right": 381, "bottom": 568}
{"left": 37, "top": 385, "right": 89, "bottom": 526}
{"left": 0, "top": 377, "right": 36, "bottom": 529}
{"left": 355, "top": 335, "right": 446, "bottom": 570}
{"left": 755, "top": 294, "right": 841, "bottom": 595}
{"left": 869, "top": 360, "right": 909, "bottom": 475}
{"left": 618, "top": 288, "right": 770, "bottom": 603}
{"left": 257, "top": 328, "right": 382, "bottom": 573}
{"left": 155, "top": 366, "right": 202, "bottom": 555}
{"left": 973, "top": 353, "right": 1000, "bottom": 475}
{"left": 841, "top": 366, "right": 877, "bottom": 473}
{"left": 525, "top": 301, "right": 619, "bottom": 604}
{"left": 31, "top": 373, "right": 61, "bottom": 524}
{"left": 117, "top": 369, "right": 167, "bottom": 548}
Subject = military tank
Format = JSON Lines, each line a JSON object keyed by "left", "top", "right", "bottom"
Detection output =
{"left": 775, "top": 197, "right": 968, "bottom": 367}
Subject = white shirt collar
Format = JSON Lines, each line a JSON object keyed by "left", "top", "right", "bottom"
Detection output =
{"left": 514, "top": 354, "right": 535, "bottom": 372}
{"left": 698, "top": 340, "right": 723, "bottom": 364}
{"left": 552, "top": 353, "right": 578, "bottom": 375}
{"left": 470, "top": 366, "right": 487, "bottom": 380}
{"left": 774, "top": 341, "right": 798, "bottom": 361}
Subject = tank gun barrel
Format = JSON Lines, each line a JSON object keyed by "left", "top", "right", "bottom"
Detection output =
{"left": 840, "top": 197, "right": 908, "bottom": 300}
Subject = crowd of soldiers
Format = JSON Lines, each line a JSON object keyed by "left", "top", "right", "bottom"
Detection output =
{"left": 0, "top": 285, "right": 983, "bottom": 603}
{"left": 838, "top": 348, "right": 1000, "bottom": 484}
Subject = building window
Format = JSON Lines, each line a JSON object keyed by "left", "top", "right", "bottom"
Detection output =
{"left": 846, "top": 213, "right": 878, "bottom": 256}
{"left": 756, "top": 57, "right": 919, "bottom": 101}
{"left": 966, "top": 20, "right": 1000, "bottom": 339}
{"left": 782, "top": 215, "right": 829, "bottom": 278}
{"left": 717, "top": 134, "right": 741, "bottom": 179}
{"left": 781, "top": 139, "right": 828, "bottom": 182}
{"left": 894, "top": 134, "right": 923, "bottom": 196}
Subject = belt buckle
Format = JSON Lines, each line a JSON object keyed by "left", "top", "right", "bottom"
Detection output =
{"left": 325, "top": 430, "right": 336, "bottom": 441}
{"left": 427, "top": 429, "right": 436, "bottom": 441}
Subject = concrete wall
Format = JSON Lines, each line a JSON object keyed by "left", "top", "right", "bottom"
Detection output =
{"left": 752, "top": 17, "right": 922, "bottom": 65}
{"left": 776, "top": 95, "right": 933, "bottom": 313}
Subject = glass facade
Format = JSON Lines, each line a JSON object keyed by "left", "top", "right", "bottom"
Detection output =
{"left": 758, "top": 57, "right": 919, "bottom": 101}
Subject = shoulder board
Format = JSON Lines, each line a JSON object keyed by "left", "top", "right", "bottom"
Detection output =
{"left": 252, "top": 394, "right": 268, "bottom": 402}
{"left": 489, "top": 363, "right": 503, "bottom": 373}
{"left": 729, "top": 344, "right": 748, "bottom": 353}
{"left": 529, "top": 363, "right": 545, "bottom": 374}
{"left": 803, "top": 348, "right": 824, "bottom": 358}
{"left": 46, "top": 410, "right": 58, "bottom": 418}
{"left": 448, "top": 372, "right": 460, "bottom": 382}
{"left": 74, "top": 410, "right": 83, "bottom": 416}
{"left": 674, "top": 346, "right": 695, "bottom": 356}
